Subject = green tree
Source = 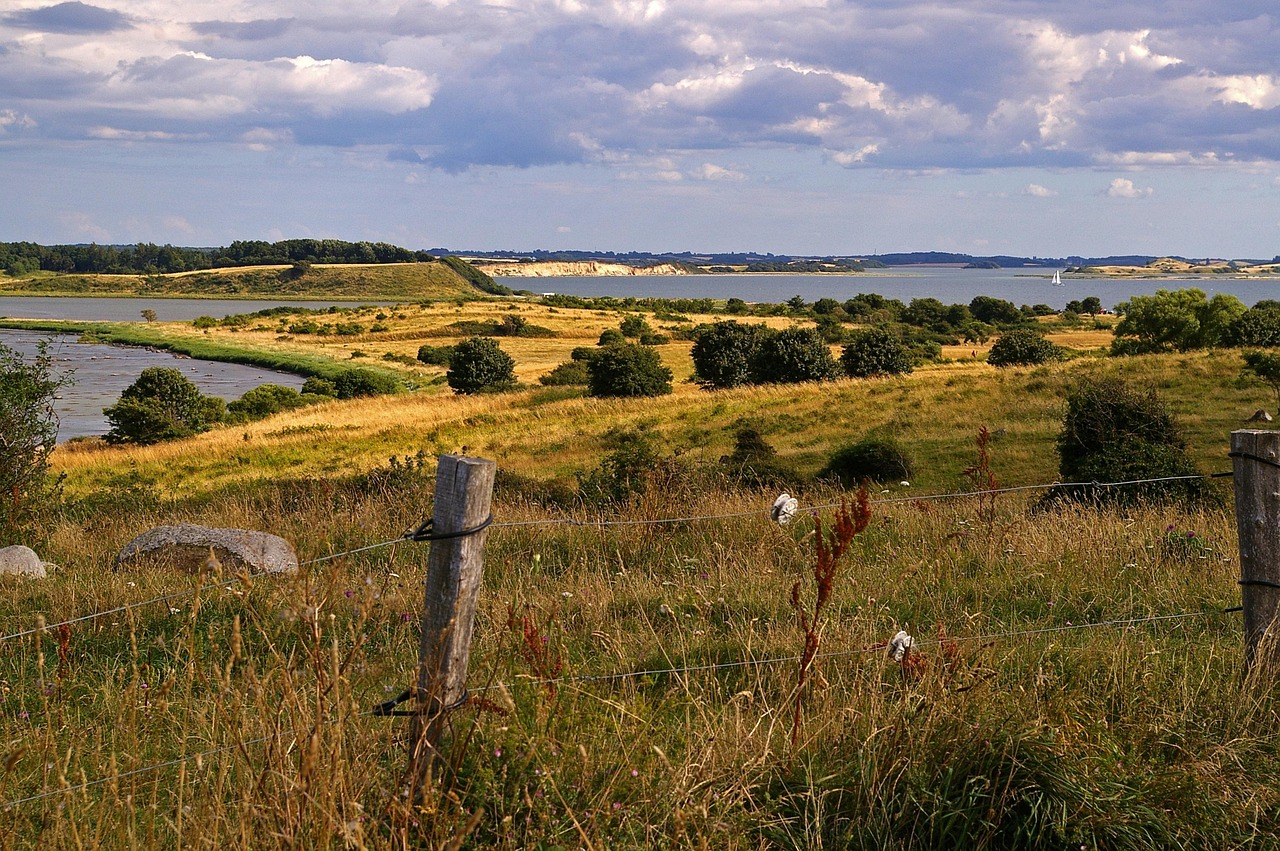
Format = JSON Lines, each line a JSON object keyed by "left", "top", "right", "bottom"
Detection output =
{"left": 968, "top": 296, "right": 1022, "bottom": 326}
{"left": 446, "top": 337, "right": 517, "bottom": 394}
{"left": 690, "top": 321, "right": 771, "bottom": 389}
{"left": 749, "top": 327, "right": 841, "bottom": 384}
{"left": 0, "top": 340, "right": 70, "bottom": 543}
{"left": 586, "top": 343, "right": 672, "bottom": 397}
{"left": 1112, "top": 288, "right": 1245, "bottom": 354}
{"left": 1226, "top": 303, "right": 1280, "bottom": 347}
{"left": 1242, "top": 350, "right": 1280, "bottom": 409}
{"left": 619, "top": 315, "right": 652, "bottom": 339}
{"left": 104, "top": 367, "right": 225, "bottom": 444}
{"left": 840, "top": 327, "right": 913, "bottom": 377}
{"left": 987, "top": 329, "right": 1063, "bottom": 367}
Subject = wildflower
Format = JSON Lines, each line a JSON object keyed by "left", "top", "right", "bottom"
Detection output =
{"left": 344, "top": 590, "right": 354, "bottom": 598}
{"left": 400, "top": 612, "right": 412, "bottom": 622}
{"left": 631, "top": 769, "right": 639, "bottom": 777}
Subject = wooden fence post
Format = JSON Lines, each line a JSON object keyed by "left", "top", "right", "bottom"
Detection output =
{"left": 407, "top": 454, "right": 496, "bottom": 791}
{"left": 1231, "top": 430, "right": 1280, "bottom": 669}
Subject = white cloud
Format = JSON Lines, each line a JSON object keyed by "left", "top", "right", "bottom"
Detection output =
{"left": 0, "top": 109, "right": 36, "bottom": 131}
{"left": 695, "top": 162, "right": 744, "bottom": 180}
{"left": 1024, "top": 183, "right": 1055, "bottom": 197}
{"left": 1106, "top": 177, "right": 1153, "bottom": 198}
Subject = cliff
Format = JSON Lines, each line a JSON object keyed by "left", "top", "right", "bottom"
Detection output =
{"left": 477, "top": 261, "right": 692, "bottom": 277}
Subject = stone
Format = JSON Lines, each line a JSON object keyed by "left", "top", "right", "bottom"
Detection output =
{"left": 115, "top": 524, "right": 298, "bottom": 575}
{"left": 0, "top": 545, "right": 47, "bottom": 579}
{"left": 1249, "top": 409, "right": 1273, "bottom": 422}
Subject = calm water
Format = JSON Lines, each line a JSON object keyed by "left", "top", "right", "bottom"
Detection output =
{"left": 1, "top": 330, "right": 306, "bottom": 442}
{"left": 500, "top": 266, "right": 1280, "bottom": 311}
{"left": 0, "top": 295, "right": 338, "bottom": 442}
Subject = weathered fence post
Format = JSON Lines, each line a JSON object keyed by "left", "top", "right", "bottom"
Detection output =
{"left": 407, "top": 454, "right": 496, "bottom": 790}
{"left": 1231, "top": 430, "right": 1280, "bottom": 669}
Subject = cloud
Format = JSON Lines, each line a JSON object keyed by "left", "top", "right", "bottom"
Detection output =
{"left": 0, "top": 109, "right": 36, "bottom": 131}
{"left": 1106, "top": 177, "right": 1153, "bottom": 198}
{"left": 1024, "top": 183, "right": 1056, "bottom": 197}
{"left": 4, "top": 2, "right": 130, "bottom": 34}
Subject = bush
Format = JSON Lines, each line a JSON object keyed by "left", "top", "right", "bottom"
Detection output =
{"left": 417, "top": 344, "right": 456, "bottom": 366}
{"left": 598, "top": 328, "right": 626, "bottom": 346}
{"left": 0, "top": 340, "right": 70, "bottom": 543}
{"left": 1226, "top": 303, "right": 1280, "bottom": 347}
{"left": 446, "top": 336, "right": 517, "bottom": 394}
{"left": 722, "top": 427, "right": 797, "bottom": 488}
{"left": 333, "top": 368, "right": 400, "bottom": 399}
{"left": 575, "top": 428, "right": 661, "bottom": 507}
{"left": 104, "top": 367, "right": 225, "bottom": 445}
{"left": 841, "top": 328, "right": 913, "bottom": 377}
{"left": 225, "top": 384, "right": 308, "bottom": 423}
{"left": 750, "top": 327, "right": 841, "bottom": 384}
{"left": 586, "top": 343, "right": 673, "bottom": 397}
{"left": 1048, "top": 377, "right": 1208, "bottom": 505}
{"left": 821, "top": 437, "right": 915, "bottom": 487}
{"left": 691, "top": 321, "right": 771, "bottom": 389}
{"left": 538, "top": 360, "right": 590, "bottom": 386}
{"left": 987, "top": 329, "right": 1063, "bottom": 367}
{"left": 301, "top": 376, "right": 337, "bottom": 397}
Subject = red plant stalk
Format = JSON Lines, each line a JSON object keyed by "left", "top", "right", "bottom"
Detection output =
{"left": 791, "top": 490, "right": 871, "bottom": 747}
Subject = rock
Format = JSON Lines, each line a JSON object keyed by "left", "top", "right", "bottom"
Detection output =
{"left": 1249, "top": 409, "right": 1273, "bottom": 422}
{"left": 115, "top": 524, "right": 298, "bottom": 575}
{"left": 0, "top": 545, "right": 47, "bottom": 579}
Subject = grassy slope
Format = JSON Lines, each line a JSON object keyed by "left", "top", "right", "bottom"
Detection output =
{"left": 0, "top": 260, "right": 482, "bottom": 299}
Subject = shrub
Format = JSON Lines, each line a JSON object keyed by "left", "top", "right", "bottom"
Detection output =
{"left": 1048, "top": 377, "right": 1208, "bottom": 505}
{"left": 0, "top": 340, "right": 70, "bottom": 543}
{"left": 587, "top": 343, "right": 673, "bottom": 397}
{"left": 841, "top": 328, "right": 913, "bottom": 377}
{"left": 446, "top": 336, "right": 517, "bottom": 394}
{"left": 575, "top": 427, "right": 661, "bottom": 506}
{"left": 104, "top": 366, "right": 225, "bottom": 445}
{"left": 333, "top": 368, "right": 400, "bottom": 399}
{"left": 821, "top": 437, "right": 915, "bottom": 487}
{"left": 597, "top": 328, "right": 626, "bottom": 346}
{"left": 225, "top": 384, "right": 308, "bottom": 423}
{"left": 619, "top": 315, "right": 652, "bottom": 338}
{"left": 417, "top": 344, "right": 456, "bottom": 366}
{"left": 691, "top": 321, "right": 771, "bottom": 389}
{"left": 749, "top": 327, "right": 841, "bottom": 384}
{"left": 1242, "top": 350, "right": 1280, "bottom": 408}
{"left": 722, "top": 427, "right": 797, "bottom": 488}
{"left": 987, "top": 329, "right": 1063, "bottom": 367}
{"left": 538, "top": 360, "right": 590, "bottom": 386}
{"left": 1226, "top": 303, "right": 1280, "bottom": 347}
{"left": 301, "top": 376, "right": 337, "bottom": 397}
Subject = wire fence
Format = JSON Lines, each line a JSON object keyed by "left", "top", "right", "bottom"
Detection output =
{"left": 0, "top": 467, "right": 1247, "bottom": 810}
{"left": 0, "top": 468, "right": 1236, "bottom": 646}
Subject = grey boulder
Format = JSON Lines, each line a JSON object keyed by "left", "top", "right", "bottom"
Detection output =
{"left": 0, "top": 545, "right": 48, "bottom": 579}
{"left": 115, "top": 524, "right": 298, "bottom": 575}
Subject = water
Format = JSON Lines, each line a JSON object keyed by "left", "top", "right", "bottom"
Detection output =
{"left": 500, "top": 266, "right": 1280, "bottom": 311}
{"left": 0, "top": 296, "right": 384, "bottom": 323}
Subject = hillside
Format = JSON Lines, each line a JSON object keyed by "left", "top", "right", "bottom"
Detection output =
{"left": 0, "top": 260, "right": 491, "bottom": 300}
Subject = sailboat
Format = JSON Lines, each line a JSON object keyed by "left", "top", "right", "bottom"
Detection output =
{"left": 1052, "top": 269, "right": 1063, "bottom": 286}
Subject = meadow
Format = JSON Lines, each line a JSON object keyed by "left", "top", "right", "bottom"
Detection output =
{"left": 2, "top": 288, "right": 1279, "bottom": 848}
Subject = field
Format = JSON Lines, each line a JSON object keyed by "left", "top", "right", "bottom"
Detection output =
{"left": 3, "top": 292, "right": 1280, "bottom": 848}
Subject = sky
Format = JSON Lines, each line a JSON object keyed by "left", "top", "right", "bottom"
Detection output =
{"left": 1, "top": 1, "right": 1278, "bottom": 259}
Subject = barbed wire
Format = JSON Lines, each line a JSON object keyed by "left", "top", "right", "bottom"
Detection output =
{"left": 1, "top": 603, "right": 1239, "bottom": 811}
{"left": 0, "top": 468, "right": 1235, "bottom": 646}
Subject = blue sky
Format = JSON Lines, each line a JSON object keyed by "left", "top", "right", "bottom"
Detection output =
{"left": 1, "top": 0, "right": 1277, "bottom": 258}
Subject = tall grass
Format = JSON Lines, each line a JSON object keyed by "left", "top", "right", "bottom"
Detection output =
{"left": 2, "top": 443, "right": 1277, "bottom": 847}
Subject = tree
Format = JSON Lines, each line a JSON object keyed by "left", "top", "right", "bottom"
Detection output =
{"left": 1080, "top": 296, "right": 1103, "bottom": 315}
{"left": 586, "top": 343, "right": 672, "bottom": 397}
{"left": 968, "top": 296, "right": 1022, "bottom": 326}
{"left": 140, "top": 308, "right": 157, "bottom": 322}
{"left": 1242, "top": 350, "right": 1280, "bottom": 409}
{"left": 104, "top": 367, "right": 224, "bottom": 444}
{"left": 691, "top": 321, "right": 771, "bottom": 389}
{"left": 986, "top": 329, "right": 1063, "bottom": 367}
{"left": 0, "top": 340, "right": 70, "bottom": 542}
{"left": 1111, "top": 288, "right": 1245, "bottom": 354}
{"left": 840, "top": 327, "right": 913, "bottom": 377}
{"left": 1226, "top": 303, "right": 1280, "bottom": 347}
{"left": 749, "top": 327, "right": 841, "bottom": 384}
{"left": 446, "top": 337, "right": 517, "bottom": 394}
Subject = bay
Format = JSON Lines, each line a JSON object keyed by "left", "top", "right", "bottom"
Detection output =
{"left": 0, "top": 296, "right": 384, "bottom": 323}
{"left": 499, "top": 266, "right": 1280, "bottom": 310}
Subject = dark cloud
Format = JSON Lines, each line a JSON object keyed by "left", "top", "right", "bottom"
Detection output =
{"left": 3, "top": 2, "right": 129, "bottom": 34}
{"left": 189, "top": 18, "right": 295, "bottom": 41}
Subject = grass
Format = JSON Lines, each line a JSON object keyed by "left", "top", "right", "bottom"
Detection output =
{"left": 3, "top": 292, "right": 1280, "bottom": 846}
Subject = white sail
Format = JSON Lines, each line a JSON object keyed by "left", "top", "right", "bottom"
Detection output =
{"left": 1052, "top": 270, "right": 1063, "bottom": 286}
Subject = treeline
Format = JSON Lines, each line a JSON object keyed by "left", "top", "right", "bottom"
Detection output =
{"left": 0, "top": 239, "right": 437, "bottom": 276}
